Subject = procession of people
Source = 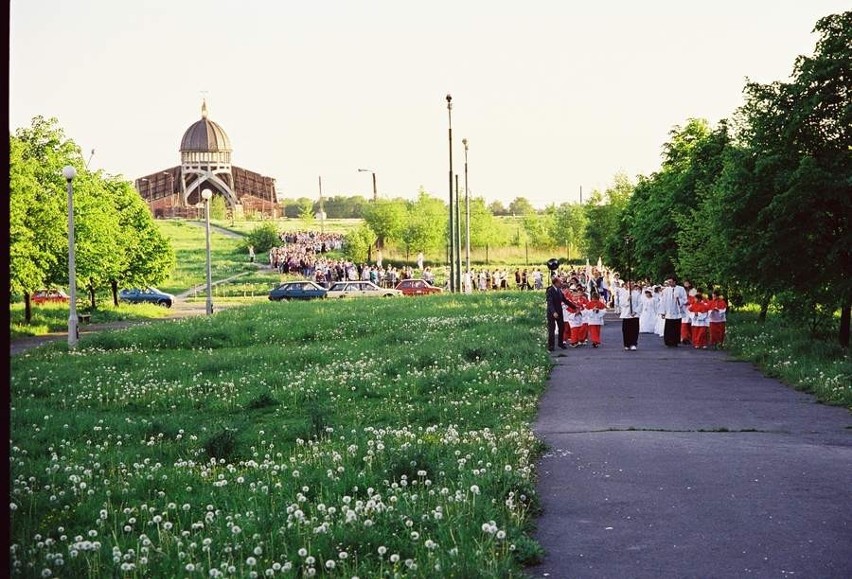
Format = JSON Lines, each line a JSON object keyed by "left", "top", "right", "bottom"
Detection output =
{"left": 546, "top": 270, "right": 727, "bottom": 353}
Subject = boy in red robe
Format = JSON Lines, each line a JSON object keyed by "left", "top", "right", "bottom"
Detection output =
{"left": 708, "top": 290, "right": 727, "bottom": 349}
{"left": 585, "top": 293, "right": 608, "bottom": 347}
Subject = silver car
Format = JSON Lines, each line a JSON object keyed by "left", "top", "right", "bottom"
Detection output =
{"left": 326, "top": 280, "right": 402, "bottom": 299}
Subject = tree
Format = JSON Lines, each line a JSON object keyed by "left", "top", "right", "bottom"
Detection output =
{"left": 508, "top": 197, "right": 536, "bottom": 216}
{"left": 210, "top": 195, "right": 228, "bottom": 220}
{"left": 465, "top": 197, "right": 503, "bottom": 250}
{"left": 362, "top": 199, "right": 407, "bottom": 248}
{"left": 10, "top": 117, "right": 82, "bottom": 320}
{"left": 401, "top": 190, "right": 447, "bottom": 258}
{"left": 583, "top": 173, "right": 633, "bottom": 267}
{"left": 344, "top": 224, "right": 377, "bottom": 263}
{"left": 548, "top": 202, "right": 588, "bottom": 261}
{"left": 719, "top": 11, "right": 851, "bottom": 344}
{"left": 103, "top": 176, "right": 174, "bottom": 305}
{"left": 10, "top": 116, "right": 177, "bottom": 314}
{"left": 488, "top": 200, "right": 508, "bottom": 216}
{"left": 621, "top": 118, "right": 724, "bottom": 281}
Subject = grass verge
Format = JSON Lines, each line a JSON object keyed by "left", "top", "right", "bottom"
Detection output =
{"left": 726, "top": 311, "right": 851, "bottom": 407}
{"left": 11, "top": 292, "right": 550, "bottom": 577}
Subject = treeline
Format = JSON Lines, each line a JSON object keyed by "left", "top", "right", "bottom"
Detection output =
{"left": 596, "top": 12, "right": 849, "bottom": 346}
{"left": 278, "top": 193, "right": 539, "bottom": 219}
{"left": 9, "top": 117, "right": 175, "bottom": 322}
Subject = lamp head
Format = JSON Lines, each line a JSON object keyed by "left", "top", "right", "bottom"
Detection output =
{"left": 446, "top": 94, "right": 452, "bottom": 103}
{"left": 62, "top": 166, "right": 77, "bottom": 180}
{"left": 201, "top": 188, "right": 213, "bottom": 201}
{"left": 462, "top": 138, "right": 468, "bottom": 148}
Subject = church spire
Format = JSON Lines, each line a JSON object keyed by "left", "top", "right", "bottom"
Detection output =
{"left": 201, "top": 98, "right": 208, "bottom": 119}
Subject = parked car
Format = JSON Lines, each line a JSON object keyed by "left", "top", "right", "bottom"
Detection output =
{"left": 395, "top": 278, "right": 444, "bottom": 296}
{"left": 31, "top": 288, "right": 71, "bottom": 305}
{"left": 326, "top": 280, "right": 402, "bottom": 299}
{"left": 118, "top": 287, "right": 175, "bottom": 307}
{"left": 268, "top": 280, "right": 328, "bottom": 301}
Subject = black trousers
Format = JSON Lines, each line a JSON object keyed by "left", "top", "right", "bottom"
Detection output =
{"left": 622, "top": 317, "right": 640, "bottom": 347}
{"left": 663, "top": 318, "right": 680, "bottom": 346}
{"left": 547, "top": 313, "right": 565, "bottom": 349}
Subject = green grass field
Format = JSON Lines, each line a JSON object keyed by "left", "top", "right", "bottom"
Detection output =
{"left": 11, "top": 293, "right": 550, "bottom": 577}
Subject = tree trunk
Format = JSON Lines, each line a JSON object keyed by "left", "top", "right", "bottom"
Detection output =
{"left": 88, "top": 284, "right": 96, "bottom": 309}
{"left": 839, "top": 302, "right": 850, "bottom": 348}
{"left": 24, "top": 293, "right": 32, "bottom": 324}
{"left": 758, "top": 293, "right": 771, "bottom": 323}
{"left": 111, "top": 280, "right": 119, "bottom": 307}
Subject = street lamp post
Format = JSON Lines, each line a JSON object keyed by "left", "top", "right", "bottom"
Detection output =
{"left": 358, "top": 168, "right": 377, "bottom": 201}
{"left": 463, "top": 138, "right": 470, "bottom": 281}
{"left": 63, "top": 166, "right": 78, "bottom": 348}
{"left": 202, "top": 188, "right": 214, "bottom": 315}
{"left": 446, "top": 94, "right": 455, "bottom": 292}
{"left": 454, "top": 174, "right": 461, "bottom": 292}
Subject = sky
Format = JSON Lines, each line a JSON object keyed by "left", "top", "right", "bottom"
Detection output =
{"left": 9, "top": 0, "right": 848, "bottom": 209}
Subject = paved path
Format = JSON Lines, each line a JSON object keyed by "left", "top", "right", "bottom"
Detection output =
{"left": 531, "top": 321, "right": 852, "bottom": 578}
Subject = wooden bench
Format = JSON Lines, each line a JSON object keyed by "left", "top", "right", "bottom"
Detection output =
{"left": 77, "top": 313, "right": 91, "bottom": 324}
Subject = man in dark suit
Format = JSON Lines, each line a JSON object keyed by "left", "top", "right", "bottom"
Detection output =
{"left": 546, "top": 275, "right": 577, "bottom": 351}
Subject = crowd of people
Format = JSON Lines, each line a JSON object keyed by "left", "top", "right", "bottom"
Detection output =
{"left": 546, "top": 273, "right": 727, "bottom": 352}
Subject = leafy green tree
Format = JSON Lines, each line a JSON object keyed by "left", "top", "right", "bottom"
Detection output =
{"left": 10, "top": 116, "right": 177, "bottom": 313}
{"left": 548, "top": 202, "right": 588, "bottom": 261}
{"left": 362, "top": 199, "right": 407, "bottom": 248}
{"left": 9, "top": 136, "right": 64, "bottom": 321}
{"left": 401, "top": 191, "right": 447, "bottom": 257}
{"left": 104, "top": 176, "right": 174, "bottom": 304}
{"left": 465, "top": 197, "right": 503, "bottom": 250}
{"left": 718, "top": 11, "right": 851, "bottom": 343}
{"left": 10, "top": 117, "right": 82, "bottom": 320}
{"left": 344, "top": 223, "right": 377, "bottom": 263}
{"left": 508, "top": 197, "right": 536, "bottom": 216}
{"left": 210, "top": 195, "right": 228, "bottom": 220}
{"left": 522, "top": 212, "right": 553, "bottom": 248}
{"left": 621, "top": 118, "right": 725, "bottom": 281}
{"left": 583, "top": 173, "right": 633, "bottom": 265}
{"left": 488, "top": 200, "right": 508, "bottom": 216}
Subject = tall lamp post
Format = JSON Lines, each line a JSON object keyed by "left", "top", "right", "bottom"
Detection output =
{"left": 63, "top": 166, "right": 78, "bottom": 348}
{"left": 202, "top": 188, "right": 214, "bottom": 315}
{"left": 446, "top": 94, "right": 455, "bottom": 292}
{"left": 357, "top": 168, "right": 378, "bottom": 201}
{"left": 462, "top": 138, "right": 470, "bottom": 280}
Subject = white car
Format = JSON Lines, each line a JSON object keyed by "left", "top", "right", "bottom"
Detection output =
{"left": 326, "top": 280, "right": 402, "bottom": 299}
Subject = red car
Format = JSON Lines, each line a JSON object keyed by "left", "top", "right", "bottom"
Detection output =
{"left": 395, "top": 279, "right": 444, "bottom": 296}
{"left": 31, "top": 289, "right": 71, "bottom": 305}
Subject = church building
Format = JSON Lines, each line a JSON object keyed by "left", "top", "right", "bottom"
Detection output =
{"left": 134, "top": 100, "right": 279, "bottom": 218}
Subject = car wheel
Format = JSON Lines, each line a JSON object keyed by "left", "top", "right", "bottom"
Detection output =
{"left": 158, "top": 299, "right": 171, "bottom": 308}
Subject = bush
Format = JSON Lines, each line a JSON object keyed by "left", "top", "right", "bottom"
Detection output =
{"left": 244, "top": 222, "right": 280, "bottom": 254}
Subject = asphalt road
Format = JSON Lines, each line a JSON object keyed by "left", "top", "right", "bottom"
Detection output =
{"left": 530, "top": 322, "right": 852, "bottom": 578}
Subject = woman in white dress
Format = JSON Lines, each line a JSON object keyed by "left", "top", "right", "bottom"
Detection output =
{"left": 639, "top": 287, "right": 658, "bottom": 333}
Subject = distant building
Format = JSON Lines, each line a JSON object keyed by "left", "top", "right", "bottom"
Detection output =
{"left": 135, "top": 100, "right": 279, "bottom": 218}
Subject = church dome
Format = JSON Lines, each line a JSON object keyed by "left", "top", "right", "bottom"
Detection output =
{"left": 180, "top": 100, "right": 232, "bottom": 152}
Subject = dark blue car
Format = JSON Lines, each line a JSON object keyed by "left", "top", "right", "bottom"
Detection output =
{"left": 268, "top": 280, "right": 328, "bottom": 301}
{"left": 119, "top": 287, "right": 175, "bottom": 307}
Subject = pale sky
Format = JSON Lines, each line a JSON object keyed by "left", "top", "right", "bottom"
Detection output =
{"left": 9, "top": 0, "right": 847, "bottom": 208}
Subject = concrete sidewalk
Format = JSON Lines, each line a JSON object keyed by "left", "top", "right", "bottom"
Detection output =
{"left": 530, "top": 322, "right": 852, "bottom": 578}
